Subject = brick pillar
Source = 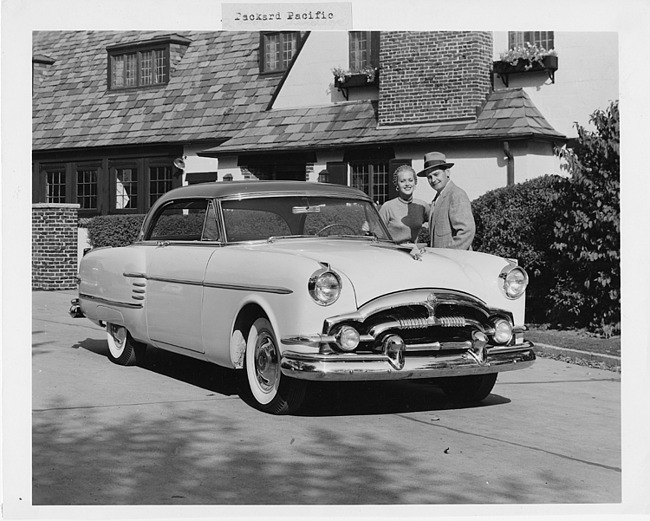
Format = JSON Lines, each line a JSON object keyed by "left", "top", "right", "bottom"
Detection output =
{"left": 32, "top": 203, "right": 80, "bottom": 290}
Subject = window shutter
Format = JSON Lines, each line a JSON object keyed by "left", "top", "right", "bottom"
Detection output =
{"left": 325, "top": 162, "right": 348, "bottom": 185}
{"left": 387, "top": 159, "right": 412, "bottom": 201}
{"left": 370, "top": 31, "right": 380, "bottom": 68}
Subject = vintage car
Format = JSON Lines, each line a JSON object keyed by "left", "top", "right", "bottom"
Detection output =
{"left": 70, "top": 180, "right": 535, "bottom": 414}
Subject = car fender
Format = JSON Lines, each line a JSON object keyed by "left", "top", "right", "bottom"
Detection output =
{"left": 77, "top": 245, "right": 149, "bottom": 342}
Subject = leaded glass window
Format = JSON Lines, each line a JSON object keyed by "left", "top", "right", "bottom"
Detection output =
{"left": 45, "top": 168, "right": 66, "bottom": 204}
{"left": 76, "top": 167, "right": 98, "bottom": 209}
{"left": 508, "top": 31, "right": 555, "bottom": 51}
{"left": 149, "top": 165, "right": 173, "bottom": 206}
{"left": 261, "top": 32, "right": 300, "bottom": 73}
{"left": 351, "top": 162, "right": 389, "bottom": 205}
{"left": 115, "top": 167, "right": 138, "bottom": 210}
{"left": 109, "top": 46, "right": 168, "bottom": 89}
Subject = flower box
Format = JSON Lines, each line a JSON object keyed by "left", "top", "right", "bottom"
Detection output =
{"left": 493, "top": 55, "right": 558, "bottom": 87}
{"left": 334, "top": 70, "right": 380, "bottom": 89}
{"left": 493, "top": 55, "right": 558, "bottom": 74}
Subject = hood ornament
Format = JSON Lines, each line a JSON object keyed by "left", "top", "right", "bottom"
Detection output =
{"left": 409, "top": 245, "right": 427, "bottom": 261}
{"left": 424, "top": 292, "right": 438, "bottom": 317}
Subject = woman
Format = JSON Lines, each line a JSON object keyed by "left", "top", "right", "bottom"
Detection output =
{"left": 379, "top": 164, "right": 430, "bottom": 244}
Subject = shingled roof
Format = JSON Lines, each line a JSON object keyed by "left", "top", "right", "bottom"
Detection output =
{"left": 201, "top": 88, "right": 565, "bottom": 156}
{"left": 33, "top": 31, "right": 564, "bottom": 156}
{"left": 32, "top": 31, "right": 283, "bottom": 151}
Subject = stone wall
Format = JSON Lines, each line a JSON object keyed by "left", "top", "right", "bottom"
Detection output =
{"left": 379, "top": 31, "right": 493, "bottom": 125}
{"left": 32, "top": 203, "right": 79, "bottom": 290}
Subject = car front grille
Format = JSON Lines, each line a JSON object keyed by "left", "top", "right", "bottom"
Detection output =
{"left": 324, "top": 290, "right": 511, "bottom": 354}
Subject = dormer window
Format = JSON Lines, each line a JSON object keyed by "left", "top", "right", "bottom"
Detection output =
{"left": 349, "top": 31, "right": 379, "bottom": 73}
{"left": 260, "top": 32, "right": 300, "bottom": 73}
{"left": 508, "top": 31, "right": 554, "bottom": 50}
{"left": 107, "top": 34, "right": 190, "bottom": 90}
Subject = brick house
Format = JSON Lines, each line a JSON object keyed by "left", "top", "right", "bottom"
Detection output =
{"left": 32, "top": 30, "right": 618, "bottom": 212}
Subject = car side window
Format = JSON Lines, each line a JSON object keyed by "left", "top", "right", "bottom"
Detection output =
{"left": 148, "top": 199, "right": 211, "bottom": 241}
{"left": 201, "top": 200, "right": 221, "bottom": 241}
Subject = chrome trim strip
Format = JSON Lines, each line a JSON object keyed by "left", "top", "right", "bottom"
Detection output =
{"left": 282, "top": 334, "right": 374, "bottom": 347}
{"left": 122, "top": 274, "right": 293, "bottom": 295}
{"left": 79, "top": 293, "right": 144, "bottom": 309}
{"left": 280, "top": 342, "right": 536, "bottom": 381}
{"left": 324, "top": 289, "right": 491, "bottom": 329}
{"left": 203, "top": 281, "right": 293, "bottom": 295}
{"left": 123, "top": 272, "right": 146, "bottom": 278}
{"left": 367, "top": 317, "right": 485, "bottom": 339}
{"left": 219, "top": 191, "right": 372, "bottom": 202}
{"left": 148, "top": 276, "right": 203, "bottom": 287}
{"left": 407, "top": 341, "right": 472, "bottom": 351}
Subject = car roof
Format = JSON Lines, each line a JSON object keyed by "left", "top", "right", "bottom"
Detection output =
{"left": 157, "top": 180, "right": 373, "bottom": 202}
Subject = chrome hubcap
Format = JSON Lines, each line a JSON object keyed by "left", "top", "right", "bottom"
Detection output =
{"left": 255, "top": 332, "right": 279, "bottom": 392}
{"left": 108, "top": 324, "right": 126, "bottom": 352}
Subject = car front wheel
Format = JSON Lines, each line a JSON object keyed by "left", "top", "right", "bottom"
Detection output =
{"left": 438, "top": 373, "right": 498, "bottom": 404}
{"left": 106, "top": 323, "right": 146, "bottom": 366}
{"left": 243, "top": 317, "right": 306, "bottom": 414}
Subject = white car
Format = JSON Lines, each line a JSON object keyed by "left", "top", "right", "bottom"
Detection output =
{"left": 70, "top": 180, "right": 535, "bottom": 414}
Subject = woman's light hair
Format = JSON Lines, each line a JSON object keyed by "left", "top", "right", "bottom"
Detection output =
{"left": 393, "top": 164, "right": 417, "bottom": 187}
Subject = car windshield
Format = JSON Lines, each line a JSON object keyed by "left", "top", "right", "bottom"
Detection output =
{"left": 221, "top": 196, "right": 392, "bottom": 243}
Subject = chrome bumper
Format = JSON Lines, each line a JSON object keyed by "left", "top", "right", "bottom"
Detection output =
{"left": 280, "top": 342, "right": 535, "bottom": 381}
{"left": 68, "top": 298, "right": 85, "bottom": 318}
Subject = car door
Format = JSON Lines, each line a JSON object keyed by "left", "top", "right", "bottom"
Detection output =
{"left": 145, "top": 198, "right": 220, "bottom": 354}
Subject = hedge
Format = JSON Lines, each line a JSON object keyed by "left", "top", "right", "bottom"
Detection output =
{"left": 86, "top": 214, "right": 146, "bottom": 248}
{"left": 471, "top": 175, "right": 569, "bottom": 323}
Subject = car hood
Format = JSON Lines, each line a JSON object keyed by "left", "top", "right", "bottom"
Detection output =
{"left": 252, "top": 239, "right": 505, "bottom": 306}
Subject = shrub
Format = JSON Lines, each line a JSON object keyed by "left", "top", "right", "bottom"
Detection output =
{"left": 471, "top": 175, "right": 569, "bottom": 322}
{"left": 86, "top": 214, "right": 146, "bottom": 248}
{"left": 78, "top": 217, "right": 93, "bottom": 228}
{"left": 550, "top": 100, "right": 620, "bottom": 335}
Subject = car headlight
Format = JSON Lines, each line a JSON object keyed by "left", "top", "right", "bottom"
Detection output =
{"left": 308, "top": 267, "right": 342, "bottom": 306}
{"left": 499, "top": 264, "right": 529, "bottom": 299}
{"left": 335, "top": 325, "right": 360, "bottom": 351}
{"left": 491, "top": 318, "right": 513, "bottom": 344}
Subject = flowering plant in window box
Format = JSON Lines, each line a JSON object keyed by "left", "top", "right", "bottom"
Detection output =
{"left": 332, "top": 66, "right": 379, "bottom": 88}
{"left": 493, "top": 43, "right": 558, "bottom": 74}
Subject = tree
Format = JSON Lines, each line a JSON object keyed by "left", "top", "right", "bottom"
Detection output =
{"left": 550, "top": 100, "right": 620, "bottom": 335}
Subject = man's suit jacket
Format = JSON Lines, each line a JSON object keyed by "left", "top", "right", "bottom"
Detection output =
{"left": 429, "top": 180, "right": 475, "bottom": 250}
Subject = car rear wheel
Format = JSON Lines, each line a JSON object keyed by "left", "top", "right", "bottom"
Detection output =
{"left": 106, "top": 323, "right": 145, "bottom": 366}
{"left": 243, "top": 317, "right": 306, "bottom": 414}
{"left": 438, "top": 373, "right": 498, "bottom": 404}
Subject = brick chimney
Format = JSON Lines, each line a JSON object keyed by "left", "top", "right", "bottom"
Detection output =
{"left": 378, "top": 31, "right": 493, "bottom": 125}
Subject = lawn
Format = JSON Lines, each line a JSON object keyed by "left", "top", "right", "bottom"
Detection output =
{"left": 525, "top": 325, "right": 621, "bottom": 357}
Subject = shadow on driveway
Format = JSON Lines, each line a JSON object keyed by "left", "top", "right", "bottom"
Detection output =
{"left": 73, "top": 336, "right": 510, "bottom": 417}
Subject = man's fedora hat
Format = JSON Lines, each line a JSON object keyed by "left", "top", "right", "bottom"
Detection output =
{"left": 416, "top": 152, "right": 455, "bottom": 177}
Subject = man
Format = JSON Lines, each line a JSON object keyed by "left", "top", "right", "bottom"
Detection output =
{"left": 416, "top": 152, "right": 475, "bottom": 250}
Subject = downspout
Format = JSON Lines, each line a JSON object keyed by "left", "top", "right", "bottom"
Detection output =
{"left": 503, "top": 141, "right": 514, "bottom": 186}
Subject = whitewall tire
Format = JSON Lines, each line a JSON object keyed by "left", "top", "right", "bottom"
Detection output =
{"left": 106, "top": 323, "right": 145, "bottom": 366}
{"left": 243, "top": 317, "right": 306, "bottom": 414}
